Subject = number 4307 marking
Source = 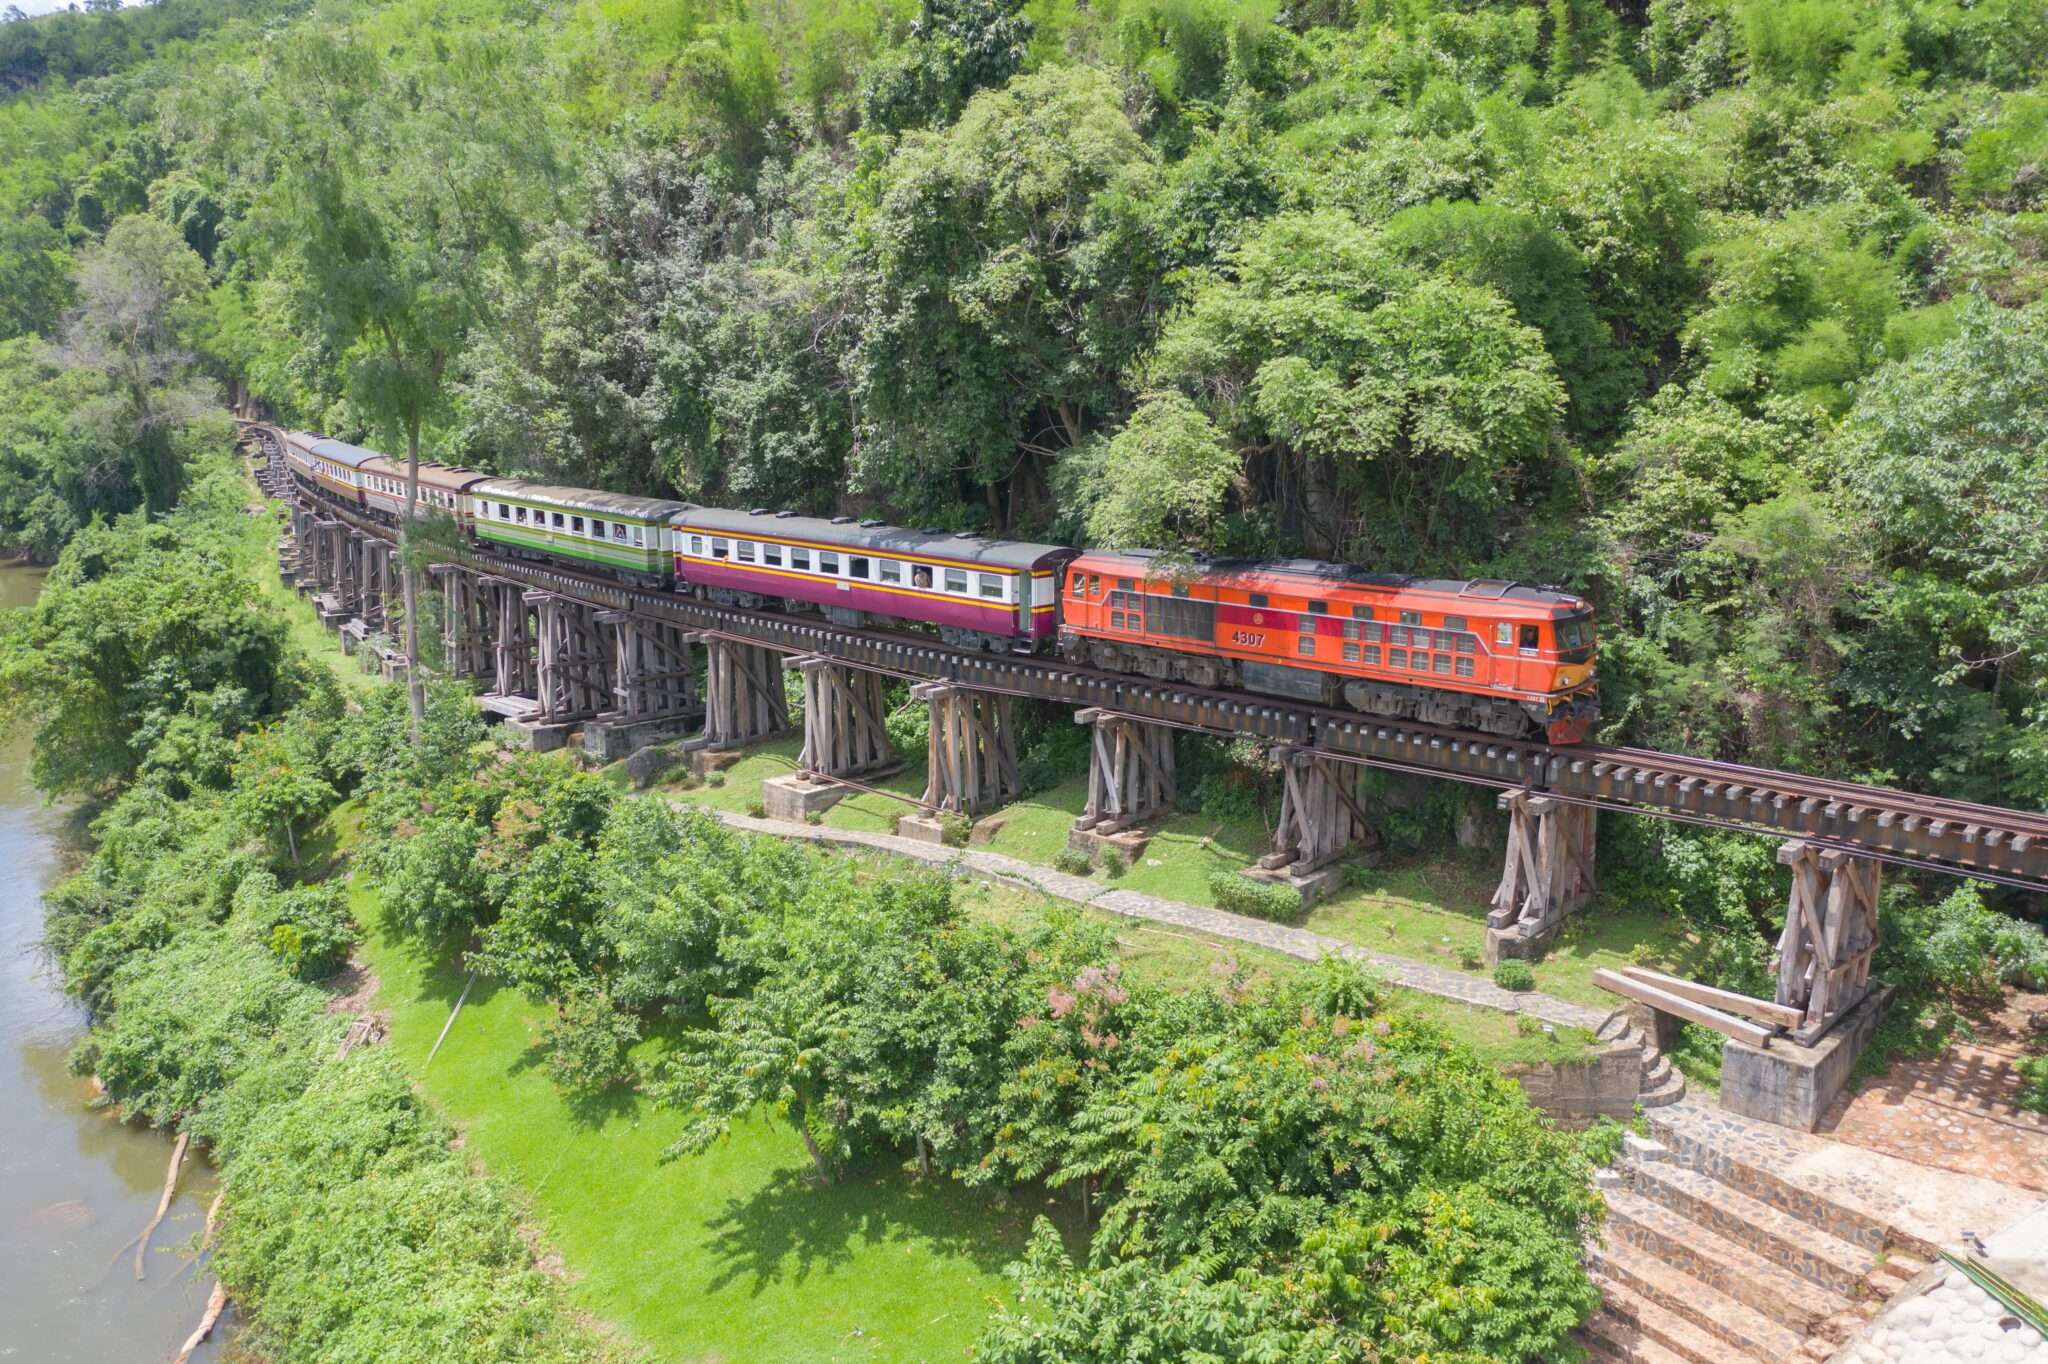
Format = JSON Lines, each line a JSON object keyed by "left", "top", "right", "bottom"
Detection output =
{"left": 1230, "top": 630, "right": 1266, "bottom": 647}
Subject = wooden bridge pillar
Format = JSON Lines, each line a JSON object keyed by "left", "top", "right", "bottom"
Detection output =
{"left": 1486, "top": 789, "right": 1597, "bottom": 964}
{"left": 581, "top": 611, "right": 701, "bottom": 761}
{"left": 1773, "top": 841, "right": 1881, "bottom": 1042}
{"left": 1069, "top": 709, "right": 1176, "bottom": 859}
{"left": 478, "top": 575, "right": 537, "bottom": 714}
{"left": 761, "top": 657, "right": 899, "bottom": 820}
{"left": 910, "top": 682, "right": 1021, "bottom": 818}
{"left": 434, "top": 565, "right": 493, "bottom": 681}
{"left": 1253, "top": 746, "right": 1372, "bottom": 889}
{"left": 531, "top": 592, "right": 611, "bottom": 726}
{"left": 691, "top": 635, "right": 791, "bottom": 752}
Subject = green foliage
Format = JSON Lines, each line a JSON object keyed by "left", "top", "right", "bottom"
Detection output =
{"left": 1208, "top": 868, "right": 1301, "bottom": 922}
{"left": 1053, "top": 847, "right": 1093, "bottom": 876}
{"left": 1579, "top": 1115, "right": 1627, "bottom": 1166}
{"left": 1492, "top": 958, "right": 1536, "bottom": 992}
{"left": 540, "top": 981, "right": 643, "bottom": 1103}
{"left": 939, "top": 811, "right": 972, "bottom": 846}
{"left": 255, "top": 884, "right": 357, "bottom": 981}
{"left": 857, "top": 0, "right": 1032, "bottom": 135}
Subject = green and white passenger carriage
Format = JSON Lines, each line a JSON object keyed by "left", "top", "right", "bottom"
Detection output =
{"left": 468, "top": 480, "right": 687, "bottom": 589}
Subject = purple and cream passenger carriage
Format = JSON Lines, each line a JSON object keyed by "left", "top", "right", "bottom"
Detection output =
{"left": 672, "top": 508, "right": 1075, "bottom": 653}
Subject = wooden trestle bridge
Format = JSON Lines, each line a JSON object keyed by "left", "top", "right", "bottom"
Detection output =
{"left": 244, "top": 423, "right": 2048, "bottom": 1086}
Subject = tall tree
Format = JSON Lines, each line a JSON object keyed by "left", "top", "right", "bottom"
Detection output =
{"left": 247, "top": 14, "right": 557, "bottom": 734}
{"left": 57, "top": 215, "right": 213, "bottom": 515}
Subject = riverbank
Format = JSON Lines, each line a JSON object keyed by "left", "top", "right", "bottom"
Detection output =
{"left": 0, "top": 563, "right": 236, "bottom": 1364}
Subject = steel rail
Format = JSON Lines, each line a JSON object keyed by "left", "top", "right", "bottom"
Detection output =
{"left": 244, "top": 423, "right": 2048, "bottom": 891}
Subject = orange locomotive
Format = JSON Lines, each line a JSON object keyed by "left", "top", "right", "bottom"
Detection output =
{"left": 1059, "top": 551, "right": 1599, "bottom": 744}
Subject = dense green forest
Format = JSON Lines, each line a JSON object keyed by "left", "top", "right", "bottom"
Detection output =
{"left": 2, "top": 0, "right": 2046, "bottom": 815}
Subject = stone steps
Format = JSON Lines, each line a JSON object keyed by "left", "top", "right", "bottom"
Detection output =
{"left": 1626, "top": 1160, "right": 1877, "bottom": 1296}
{"left": 1588, "top": 1238, "right": 1806, "bottom": 1360}
{"left": 1590, "top": 1277, "right": 1778, "bottom": 1364}
{"left": 1637, "top": 1070, "right": 1686, "bottom": 1108}
{"left": 1600, "top": 1187, "right": 1854, "bottom": 1331}
{"left": 1576, "top": 1309, "right": 1722, "bottom": 1364}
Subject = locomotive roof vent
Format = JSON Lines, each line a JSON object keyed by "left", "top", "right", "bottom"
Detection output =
{"left": 955, "top": 530, "right": 982, "bottom": 539}
{"left": 749, "top": 507, "right": 770, "bottom": 516}
{"left": 918, "top": 526, "right": 944, "bottom": 534}
{"left": 829, "top": 515, "right": 855, "bottom": 524}
{"left": 775, "top": 509, "right": 798, "bottom": 518}
{"left": 859, "top": 518, "right": 885, "bottom": 528}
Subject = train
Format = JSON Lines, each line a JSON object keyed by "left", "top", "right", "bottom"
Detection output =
{"left": 277, "top": 430, "right": 1599, "bottom": 743}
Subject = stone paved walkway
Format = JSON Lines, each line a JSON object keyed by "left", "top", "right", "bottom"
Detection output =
{"left": 1820, "top": 992, "right": 2048, "bottom": 1193}
{"left": 691, "top": 805, "right": 1610, "bottom": 1032}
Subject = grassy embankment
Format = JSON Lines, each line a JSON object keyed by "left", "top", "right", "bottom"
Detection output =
{"left": 653, "top": 739, "right": 1687, "bottom": 1012}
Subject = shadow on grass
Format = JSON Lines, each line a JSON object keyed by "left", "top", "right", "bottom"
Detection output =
{"left": 700, "top": 1153, "right": 1047, "bottom": 1296}
{"left": 506, "top": 1037, "right": 653, "bottom": 1130}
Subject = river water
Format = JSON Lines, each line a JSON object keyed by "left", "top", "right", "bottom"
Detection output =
{"left": 0, "top": 565, "right": 234, "bottom": 1361}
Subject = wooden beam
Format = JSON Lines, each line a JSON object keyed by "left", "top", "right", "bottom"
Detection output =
{"left": 1618, "top": 966, "right": 1802, "bottom": 1030}
{"left": 1592, "top": 968, "right": 1776, "bottom": 1048}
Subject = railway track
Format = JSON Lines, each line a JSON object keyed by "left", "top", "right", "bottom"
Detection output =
{"left": 244, "top": 423, "right": 2048, "bottom": 892}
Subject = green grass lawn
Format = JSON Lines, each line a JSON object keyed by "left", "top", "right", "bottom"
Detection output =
{"left": 350, "top": 866, "right": 1061, "bottom": 1364}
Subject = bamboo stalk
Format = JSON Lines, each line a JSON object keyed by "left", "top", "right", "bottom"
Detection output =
{"left": 424, "top": 971, "right": 477, "bottom": 1070}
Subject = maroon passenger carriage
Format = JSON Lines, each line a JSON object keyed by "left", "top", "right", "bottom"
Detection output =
{"left": 671, "top": 508, "right": 1075, "bottom": 652}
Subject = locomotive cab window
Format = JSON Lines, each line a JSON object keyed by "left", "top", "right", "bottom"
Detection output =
{"left": 1495, "top": 622, "right": 1513, "bottom": 646}
{"left": 944, "top": 568, "right": 968, "bottom": 593}
{"left": 1520, "top": 625, "right": 1540, "bottom": 651}
{"left": 1071, "top": 571, "right": 1086, "bottom": 596}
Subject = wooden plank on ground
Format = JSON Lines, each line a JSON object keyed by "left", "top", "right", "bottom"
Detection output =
{"left": 1592, "top": 968, "right": 1776, "bottom": 1049}
{"left": 1619, "top": 965, "right": 1804, "bottom": 1030}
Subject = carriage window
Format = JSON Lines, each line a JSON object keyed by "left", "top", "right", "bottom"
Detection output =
{"left": 1520, "top": 625, "right": 1540, "bottom": 650}
{"left": 1456, "top": 634, "right": 1476, "bottom": 653}
{"left": 1434, "top": 631, "right": 1453, "bottom": 650}
{"left": 570, "top": 516, "right": 585, "bottom": 534}
{"left": 614, "top": 524, "right": 628, "bottom": 542}
{"left": 711, "top": 537, "right": 729, "bottom": 558}
{"left": 552, "top": 512, "right": 565, "bottom": 528}
{"left": 1390, "top": 626, "right": 1409, "bottom": 646}
{"left": 689, "top": 535, "right": 704, "bottom": 555}
{"left": 738, "top": 540, "right": 757, "bottom": 562}
{"left": 1343, "top": 643, "right": 1360, "bottom": 662}
{"left": 978, "top": 573, "right": 1003, "bottom": 599}
{"left": 632, "top": 527, "right": 644, "bottom": 546}
{"left": 1389, "top": 648, "right": 1407, "bottom": 668}
{"left": 850, "top": 556, "right": 871, "bottom": 579}
{"left": 911, "top": 564, "right": 930, "bottom": 588}
{"left": 791, "top": 547, "right": 811, "bottom": 571}
{"left": 763, "top": 542, "right": 783, "bottom": 565}
{"left": 499, "top": 504, "right": 511, "bottom": 521}
{"left": 1455, "top": 656, "right": 1475, "bottom": 678}
{"left": 590, "top": 519, "right": 605, "bottom": 539}
{"left": 944, "top": 568, "right": 968, "bottom": 593}
{"left": 1496, "top": 622, "right": 1514, "bottom": 646}
{"left": 516, "top": 506, "right": 528, "bottom": 523}
{"left": 878, "top": 559, "right": 901, "bottom": 583}
{"left": 1433, "top": 653, "right": 1452, "bottom": 674}
{"left": 1412, "top": 651, "right": 1430, "bottom": 671}
{"left": 819, "top": 552, "right": 840, "bottom": 575}
{"left": 1362, "top": 645, "right": 1381, "bottom": 666}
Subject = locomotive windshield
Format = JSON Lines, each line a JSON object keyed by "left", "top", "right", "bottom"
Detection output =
{"left": 1555, "top": 612, "right": 1595, "bottom": 661}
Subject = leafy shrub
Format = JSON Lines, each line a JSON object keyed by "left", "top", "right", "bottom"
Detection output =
{"left": 259, "top": 885, "right": 358, "bottom": 981}
{"left": 1100, "top": 847, "right": 1127, "bottom": 877}
{"left": 1208, "top": 869, "right": 1302, "bottom": 922}
{"left": 2019, "top": 1056, "right": 2048, "bottom": 1115}
{"left": 1459, "top": 946, "right": 1484, "bottom": 971}
{"left": 706, "top": 770, "right": 725, "bottom": 788}
{"left": 1053, "top": 847, "right": 1093, "bottom": 876}
{"left": 1493, "top": 958, "right": 1536, "bottom": 991}
{"left": 805, "top": 810, "right": 823, "bottom": 825}
{"left": 939, "top": 812, "right": 973, "bottom": 847}
{"left": 1579, "top": 1115, "right": 1627, "bottom": 1166}
{"left": 746, "top": 798, "right": 766, "bottom": 818}
{"left": 540, "top": 983, "right": 642, "bottom": 1102}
